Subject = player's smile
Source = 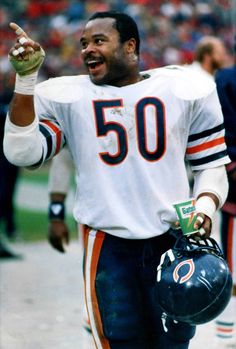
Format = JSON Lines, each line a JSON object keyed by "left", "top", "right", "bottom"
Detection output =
{"left": 86, "top": 57, "right": 105, "bottom": 76}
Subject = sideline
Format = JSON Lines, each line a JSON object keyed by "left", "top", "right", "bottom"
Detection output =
{"left": 15, "top": 179, "right": 75, "bottom": 212}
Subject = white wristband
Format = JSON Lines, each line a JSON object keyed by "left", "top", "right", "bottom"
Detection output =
{"left": 14, "top": 72, "right": 38, "bottom": 95}
{"left": 195, "top": 196, "right": 217, "bottom": 220}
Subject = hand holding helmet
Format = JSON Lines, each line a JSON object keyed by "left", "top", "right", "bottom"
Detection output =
{"left": 156, "top": 235, "right": 233, "bottom": 325}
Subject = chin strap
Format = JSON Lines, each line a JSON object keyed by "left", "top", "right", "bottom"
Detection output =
{"left": 157, "top": 249, "right": 175, "bottom": 282}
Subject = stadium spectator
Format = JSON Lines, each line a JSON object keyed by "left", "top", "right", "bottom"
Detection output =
{"left": 189, "top": 35, "right": 228, "bottom": 79}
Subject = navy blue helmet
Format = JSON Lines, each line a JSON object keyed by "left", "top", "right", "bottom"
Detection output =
{"left": 156, "top": 235, "right": 232, "bottom": 325}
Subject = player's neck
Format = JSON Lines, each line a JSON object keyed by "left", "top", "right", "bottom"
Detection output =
{"left": 113, "top": 72, "right": 148, "bottom": 87}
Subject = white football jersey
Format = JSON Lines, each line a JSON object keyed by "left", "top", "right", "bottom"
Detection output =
{"left": 34, "top": 66, "right": 230, "bottom": 239}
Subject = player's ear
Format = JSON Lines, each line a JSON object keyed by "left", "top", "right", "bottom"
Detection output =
{"left": 125, "top": 38, "right": 136, "bottom": 55}
{"left": 125, "top": 39, "right": 138, "bottom": 63}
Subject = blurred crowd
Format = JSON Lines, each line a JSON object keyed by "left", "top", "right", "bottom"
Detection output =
{"left": 0, "top": 0, "right": 235, "bottom": 90}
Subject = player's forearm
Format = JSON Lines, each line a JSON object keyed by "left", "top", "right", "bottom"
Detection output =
{"left": 9, "top": 93, "right": 35, "bottom": 126}
{"left": 193, "top": 166, "right": 228, "bottom": 207}
{"left": 48, "top": 148, "right": 74, "bottom": 194}
{"left": 193, "top": 166, "right": 229, "bottom": 219}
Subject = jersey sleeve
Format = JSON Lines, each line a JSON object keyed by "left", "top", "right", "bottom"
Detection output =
{"left": 33, "top": 85, "right": 66, "bottom": 168}
{"left": 185, "top": 88, "right": 231, "bottom": 171}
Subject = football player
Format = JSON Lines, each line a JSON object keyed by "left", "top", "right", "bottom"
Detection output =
{"left": 48, "top": 146, "right": 74, "bottom": 253}
{"left": 48, "top": 146, "right": 92, "bottom": 333}
{"left": 214, "top": 63, "right": 236, "bottom": 348}
{"left": 4, "top": 11, "right": 231, "bottom": 349}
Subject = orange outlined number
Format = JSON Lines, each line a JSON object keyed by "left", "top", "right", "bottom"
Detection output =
{"left": 93, "top": 99, "right": 128, "bottom": 165}
{"left": 93, "top": 97, "right": 166, "bottom": 165}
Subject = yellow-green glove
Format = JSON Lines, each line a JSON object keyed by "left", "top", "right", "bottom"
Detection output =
{"left": 9, "top": 47, "right": 45, "bottom": 76}
{"left": 8, "top": 22, "right": 45, "bottom": 76}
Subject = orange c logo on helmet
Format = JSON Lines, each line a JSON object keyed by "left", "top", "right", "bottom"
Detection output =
{"left": 173, "top": 259, "right": 195, "bottom": 284}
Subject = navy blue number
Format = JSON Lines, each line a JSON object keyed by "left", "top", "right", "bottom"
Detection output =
{"left": 94, "top": 98, "right": 166, "bottom": 165}
{"left": 136, "top": 97, "right": 166, "bottom": 161}
{"left": 93, "top": 100, "right": 128, "bottom": 165}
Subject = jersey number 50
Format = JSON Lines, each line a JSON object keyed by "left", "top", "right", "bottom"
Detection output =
{"left": 93, "top": 98, "right": 166, "bottom": 165}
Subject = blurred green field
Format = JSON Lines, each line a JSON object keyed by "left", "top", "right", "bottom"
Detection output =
{"left": 20, "top": 163, "right": 52, "bottom": 184}
{"left": 14, "top": 164, "right": 77, "bottom": 242}
{"left": 15, "top": 208, "right": 77, "bottom": 242}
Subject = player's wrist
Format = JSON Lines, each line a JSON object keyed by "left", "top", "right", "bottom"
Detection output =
{"left": 48, "top": 202, "right": 65, "bottom": 221}
{"left": 14, "top": 71, "right": 38, "bottom": 95}
{"left": 195, "top": 195, "right": 217, "bottom": 220}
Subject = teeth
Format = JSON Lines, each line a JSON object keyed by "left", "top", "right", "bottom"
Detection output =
{"left": 87, "top": 59, "right": 103, "bottom": 66}
{"left": 88, "top": 60, "right": 98, "bottom": 64}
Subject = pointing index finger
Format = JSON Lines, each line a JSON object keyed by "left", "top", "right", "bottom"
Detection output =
{"left": 9, "top": 22, "right": 28, "bottom": 38}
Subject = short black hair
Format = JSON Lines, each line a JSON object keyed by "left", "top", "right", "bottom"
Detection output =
{"left": 88, "top": 11, "right": 140, "bottom": 56}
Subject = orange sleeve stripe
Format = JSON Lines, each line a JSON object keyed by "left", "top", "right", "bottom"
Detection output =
{"left": 216, "top": 327, "right": 234, "bottom": 333}
{"left": 186, "top": 137, "right": 225, "bottom": 155}
{"left": 41, "top": 120, "right": 62, "bottom": 155}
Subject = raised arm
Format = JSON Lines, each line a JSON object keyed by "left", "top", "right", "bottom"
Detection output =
{"left": 8, "top": 23, "right": 45, "bottom": 126}
{"left": 4, "top": 23, "right": 64, "bottom": 168}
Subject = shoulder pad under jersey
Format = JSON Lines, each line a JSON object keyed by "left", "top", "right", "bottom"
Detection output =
{"left": 35, "top": 75, "right": 90, "bottom": 103}
{"left": 149, "top": 65, "right": 216, "bottom": 101}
